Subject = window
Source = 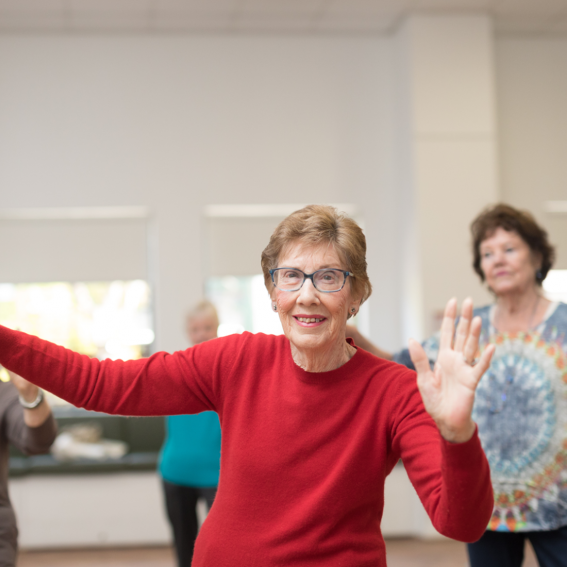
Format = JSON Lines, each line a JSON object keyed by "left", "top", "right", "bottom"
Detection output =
{"left": 0, "top": 280, "right": 153, "bottom": 406}
{"left": 206, "top": 275, "right": 283, "bottom": 337}
{"left": 543, "top": 270, "right": 567, "bottom": 303}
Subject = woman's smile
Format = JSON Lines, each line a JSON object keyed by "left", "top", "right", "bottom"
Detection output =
{"left": 293, "top": 314, "right": 327, "bottom": 327}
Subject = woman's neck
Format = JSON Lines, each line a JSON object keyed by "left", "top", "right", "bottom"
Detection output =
{"left": 494, "top": 286, "right": 550, "bottom": 333}
{"left": 291, "top": 339, "right": 356, "bottom": 373}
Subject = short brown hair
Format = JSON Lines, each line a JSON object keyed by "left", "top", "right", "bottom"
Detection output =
{"left": 261, "top": 205, "right": 372, "bottom": 304}
{"left": 471, "top": 203, "right": 556, "bottom": 285}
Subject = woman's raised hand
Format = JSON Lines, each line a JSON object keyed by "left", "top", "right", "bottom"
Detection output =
{"left": 408, "top": 298, "right": 495, "bottom": 443}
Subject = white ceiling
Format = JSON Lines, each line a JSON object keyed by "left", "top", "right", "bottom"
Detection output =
{"left": 1, "top": 0, "right": 567, "bottom": 35}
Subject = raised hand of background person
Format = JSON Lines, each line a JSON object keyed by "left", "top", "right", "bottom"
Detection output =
{"left": 409, "top": 298, "right": 495, "bottom": 443}
{"left": 8, "top": 369, "right": 38, "bottom": 401}
{"left": 5, "top": 369, "right": 52, "bottom": 428}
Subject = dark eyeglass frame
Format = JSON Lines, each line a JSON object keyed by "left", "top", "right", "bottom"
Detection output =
{"left": 269, "top": 268, "right": 352, "bottom": 293}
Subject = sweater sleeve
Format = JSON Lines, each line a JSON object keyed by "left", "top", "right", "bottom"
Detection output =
{"left": 390, "top": 366, "right": 493, "bottom": 542}
{"left": 1, "top": 383, "right": 57, "bottom": 456}
{"left": 0, "top": 325, "right": 238, "bottom": 417}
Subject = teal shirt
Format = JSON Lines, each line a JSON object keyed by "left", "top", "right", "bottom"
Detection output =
{"left": 158, "top": 412, "right": 221, "bottom": 488}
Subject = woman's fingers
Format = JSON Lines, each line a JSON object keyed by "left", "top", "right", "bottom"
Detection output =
{"left": 408, "top": 339, "right": 433, "bottom": 376}
{"left": 439, "top": 298, "right": 458, "bottom": 351}
{"left": 462, "top": 316, "right": 482, "bottom": 362}
{"left": 454, "top": 298, "right": 473, "bottom": 353}
{"left": 471, "top": 344, "right": 495, "bottom": 386}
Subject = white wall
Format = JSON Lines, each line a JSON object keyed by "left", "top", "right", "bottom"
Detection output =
{"left": 0, "top": 34, "right": 400, "bottom": 351}
{"left": 9, "top": 32, "right": 552, "bottom": 354}
{"left": 9, "top": 467, "right": 437, "bottom": 548}
{"left": 0, "top": 34, "right": 443, "bottom": 547}
{"left": 1, "top": 35, "right": 565, "bottom": 366}
{"left": 9, "top": 30, "right": 567, "bottom": 548}
{"left": 496, "top": 38, "right": 567, "bottom": 268}
{"left": 10, "top": 472, "right": 171, "bottom": 549}
{"left": 394, "top": 16, "right": 498, "bottom": 340}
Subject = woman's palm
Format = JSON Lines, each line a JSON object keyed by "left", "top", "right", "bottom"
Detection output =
{"left": 409, "top": 298, "right": 495, "bottom": 443}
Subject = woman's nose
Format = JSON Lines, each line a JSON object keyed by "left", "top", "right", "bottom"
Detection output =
{"left": 297, "top": 278, "right": 318, "bottom": 303}
{"left": 492, "top": 251, "right": 505, "bottom": 265}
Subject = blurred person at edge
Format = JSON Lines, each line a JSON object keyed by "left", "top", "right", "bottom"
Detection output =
{"left": 0, "top": 205, "right": 495, "bottom": 567}
{"left": 349, "top": 203, "right": 567, "bottom": 567}
{"left": 0, "top": 370, "right": 56, "bottom": 566}
{"left": 158, "top": 300, "right": 221, "bottom": 567}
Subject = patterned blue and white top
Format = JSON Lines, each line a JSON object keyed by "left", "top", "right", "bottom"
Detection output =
{"left": 395, "top": 302, "right": 567, "bottom": 533}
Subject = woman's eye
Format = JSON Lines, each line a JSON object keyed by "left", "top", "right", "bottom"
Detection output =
{"left": 318, "top": 271, "right": 340, "bottom": 283}
{"left": 284, "top": 271, "right": 300, "bottom": 279}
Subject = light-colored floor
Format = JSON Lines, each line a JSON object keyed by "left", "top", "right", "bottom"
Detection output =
{"left": 18, "top": 547, "right": 176, "bottom": 567}
{"left": 17, "top": 538, "right": 540, "bottom": 567}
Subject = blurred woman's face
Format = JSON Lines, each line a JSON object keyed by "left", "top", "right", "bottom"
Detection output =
{"left": 186, "top": 313, "right": 218, "bottom": 346}
{"left": 271, "top": 241, "right": 360, "bottom": 357}
{"left": 479, "top": 227, "right": 539, "bottom": 297}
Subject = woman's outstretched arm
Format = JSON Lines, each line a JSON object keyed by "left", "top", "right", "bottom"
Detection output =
{"left": 0, "top": 325, "right": 225, "bottom": 417}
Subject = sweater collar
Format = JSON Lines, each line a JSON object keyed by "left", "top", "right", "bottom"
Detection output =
{"left": 286, "top": 337, "right": 366, "bottom": 385}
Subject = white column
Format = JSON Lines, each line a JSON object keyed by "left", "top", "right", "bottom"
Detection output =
{"left": 395, "top": 14, "right": 499, "bottom": 341}
{"left": 380, "top": 14, "right": 500, "bottom": 540}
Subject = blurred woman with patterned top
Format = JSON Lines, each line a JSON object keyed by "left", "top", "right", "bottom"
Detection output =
{"left": 349, "top": 203, "right": 567, "bottom": 567}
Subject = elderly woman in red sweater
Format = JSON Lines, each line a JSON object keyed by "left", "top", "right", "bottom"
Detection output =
{"left": 0, "top": 205, "right": 494, "bottom": 567}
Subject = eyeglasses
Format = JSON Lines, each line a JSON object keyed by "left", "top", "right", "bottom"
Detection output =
{"left": 269, "top": 268, "right": 352, "bottom": 293}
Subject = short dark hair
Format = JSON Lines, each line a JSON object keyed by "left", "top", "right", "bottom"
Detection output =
{"left": 471, "top": 203, "right": 556, "bottom": 285}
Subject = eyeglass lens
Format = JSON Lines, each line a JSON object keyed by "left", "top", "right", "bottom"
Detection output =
{"left": 273, "top": 269, "right": 345, "bottom": 292}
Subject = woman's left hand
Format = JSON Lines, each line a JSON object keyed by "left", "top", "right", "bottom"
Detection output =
{"left": 409, "top": 298, "right": 495, "bottom": 443}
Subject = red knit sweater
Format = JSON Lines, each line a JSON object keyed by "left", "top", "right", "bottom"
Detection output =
{"left": 0, "top": 327, "right": 492, "bottom": 566}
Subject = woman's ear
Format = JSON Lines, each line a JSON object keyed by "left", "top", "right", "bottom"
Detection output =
{"left": 348, "top": 299, "right": 362, "bottom": 319}
{"left": 531, "top": 252, "right": 544, "bottom": 283}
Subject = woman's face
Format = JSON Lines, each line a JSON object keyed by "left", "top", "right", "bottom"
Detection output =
{"left": 479, "top": 227, "right": 539, "bottom": 296}
{"left": 271, "top": 241, "right": 360, "bottom": 356}
{"left": 186, "top": 313, "right": 218, "bottom": 346}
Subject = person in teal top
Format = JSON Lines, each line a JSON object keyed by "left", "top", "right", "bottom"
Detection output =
{"left": 159, "top": 300, "right": 221, "bottom": 567}
{"left": 160, "top": 413, "right": 221, "bottom": 489}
